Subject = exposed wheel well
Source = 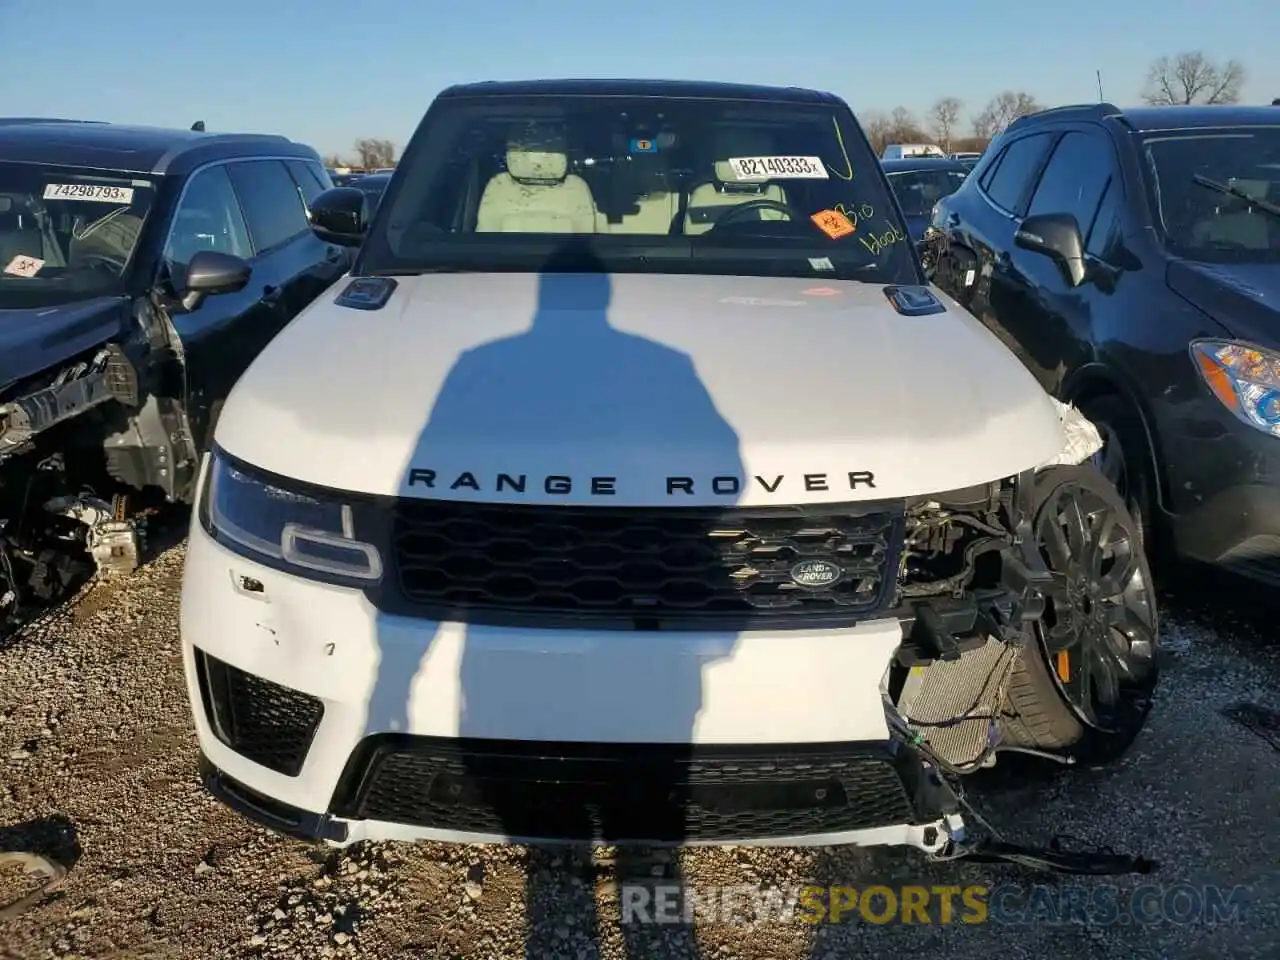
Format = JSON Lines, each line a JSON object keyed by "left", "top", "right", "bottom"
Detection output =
{"left": 1062, "top": 373, "right": 1169, "bottom": 513}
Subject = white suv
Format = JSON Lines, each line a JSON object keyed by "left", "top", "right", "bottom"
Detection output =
{"left": 180, "top": 80, "right": 1159, "bottom": 863}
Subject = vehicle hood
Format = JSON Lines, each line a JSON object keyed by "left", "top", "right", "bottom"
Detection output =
{"left": 216, "top": 272, "right": 1065, "bottom": 506}
{"left": 0, "top": 297, "right": 130, "bottom": 393}
{"left": 1166, "top": 260, "right": 1280, "bottom": 344}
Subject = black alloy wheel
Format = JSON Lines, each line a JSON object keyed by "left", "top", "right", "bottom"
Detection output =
{"left": 1031, "top": 467, "right": 1158, "bottom": 735}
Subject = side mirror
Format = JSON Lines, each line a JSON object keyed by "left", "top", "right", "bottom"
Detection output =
{"left": 309, "top": 187, "right": 367, "bottom": 246}
{"left": 180, "top": 250, "right": 251, "bottom": 312}
{"left": 1015, "top": 212, "right": 1087, "bottom": 286}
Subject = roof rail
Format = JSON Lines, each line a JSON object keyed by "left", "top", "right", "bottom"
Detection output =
{"left": 1006, "top": 102, "right": 1123, "bottom": 133}
{"left": 0, "top": 117, "right": 108, "bottom": 126}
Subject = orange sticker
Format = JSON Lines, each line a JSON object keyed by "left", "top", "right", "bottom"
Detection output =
{"left": 810, "top": 209, "right": 855, "bottom": 239}
{"left": 802, "top": 286, "right": 841, "bottom": 297}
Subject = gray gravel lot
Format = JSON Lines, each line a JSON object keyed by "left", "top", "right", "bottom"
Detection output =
{"left": 1, "top": 544, "right": 1277, "bottom": 959}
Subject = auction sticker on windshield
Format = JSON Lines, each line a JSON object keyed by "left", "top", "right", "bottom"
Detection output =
{"left": 43, "top": 183, "right": 134, "bottom": 203}
{"left": 727, "top": 156, "right": 829, "bottom": 180}
{"left": 3, "top": 255, "right": 44, "bottom": 278}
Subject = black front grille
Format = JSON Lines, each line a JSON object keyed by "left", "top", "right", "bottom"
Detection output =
{"left": 386, "top": 500, "right": 903, "bottom": 628}
{"left": 195, "top": 650, "right": 324, "bottom": 777}
{"left": 330, "top": 737, "right": 924, "bottom": 842}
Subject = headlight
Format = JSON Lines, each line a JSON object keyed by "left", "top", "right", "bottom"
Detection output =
{"left": 198, "top": 449, "right": 383, "bottom": 584}
{"left": 1191, "top": 340, "right": 1280, "bottom": 436}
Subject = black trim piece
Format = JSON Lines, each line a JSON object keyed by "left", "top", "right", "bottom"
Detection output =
{"left": 327, "top": 735, "right": 950, "bottom": 843}
{"left": 375, "top": 498, "right": 907, "bottom": 632}
{"left": 883, "top": 284, "right": 947, "bottom": 316}
{"left": 194, "top": 649, "right": 325, "bottom": 777}
{"left": 199, "top": 754, "right": 347, "bottom": 843}
{"left": 335, "top": 276, "right": 398, "bottom": 311}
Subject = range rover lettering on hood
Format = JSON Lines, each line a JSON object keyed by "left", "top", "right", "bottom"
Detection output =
{"left": 407, "top": 469, "right": 877, "bottom": 496}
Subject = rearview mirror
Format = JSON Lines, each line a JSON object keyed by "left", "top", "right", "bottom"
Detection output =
{"left": 180, "top": 250, "right": 251, "bottom": 312}
{"left": 1015, "top": 212, "right": 1086, "bottom": 286}
{"left": 309, "top": 187, "right": 367, "bottom": 246}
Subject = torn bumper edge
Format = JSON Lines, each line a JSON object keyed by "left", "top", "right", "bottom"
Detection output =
{"left": 1036, "top": 398, "right": 1104, "bottom": 469}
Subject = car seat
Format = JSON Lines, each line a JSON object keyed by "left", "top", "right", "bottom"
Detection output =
{"left": 1191, "top": 179, "right": 1272, "bottom": 250}
{"left": 683, "top": 131, "right": 790, "bottom": 236}
{"left": 0, "top": 200, "right": 44, "bottom": 267}
{"left": 475, "top": 129, "right": 598, "bottom": 233}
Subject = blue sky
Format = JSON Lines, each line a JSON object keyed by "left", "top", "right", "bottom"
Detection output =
{"left": 3, "top": 0, "right": 1277, "bottom": 158}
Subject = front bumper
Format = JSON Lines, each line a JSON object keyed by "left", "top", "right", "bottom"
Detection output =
{"left": 181, "top": 521, "right": 962, "bottom": 848}
{"left": 1162, "top": 405, "right": 1280, "bottom": 584}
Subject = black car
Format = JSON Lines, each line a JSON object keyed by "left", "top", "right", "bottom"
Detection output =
{"left": 928, "top": 102, "right": 1280, "bottom": 584}
{"left": 880, "top": 157, "right": 970, "bottom": 242}
{"left": 349, "top": 171, "right": 393, "bottom": 218}
{"left": 0, "top": 118, "right": 352, "bottom": 626}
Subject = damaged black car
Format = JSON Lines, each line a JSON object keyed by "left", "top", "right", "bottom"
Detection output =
{"left": 0, "top": 119, "right": 353, "bottom": 633}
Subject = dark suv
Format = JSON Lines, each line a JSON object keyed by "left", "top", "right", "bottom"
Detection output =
{"left": 1, "top": 119, "right": 353, "bottom": 629}
{"left": 929, "top": 103, "right": 1280, "bottom": 585}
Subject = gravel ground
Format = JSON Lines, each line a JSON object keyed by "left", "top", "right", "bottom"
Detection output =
{"left": 1, "top": 544, "right": 1277, "bottom": 959}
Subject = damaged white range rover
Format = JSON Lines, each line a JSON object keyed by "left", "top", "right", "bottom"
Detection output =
{"left": 180, "top": 80, "right": 1160, "bottom": 873}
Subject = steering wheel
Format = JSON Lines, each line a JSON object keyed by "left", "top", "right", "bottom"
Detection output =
{"left": 709, "top": 198, "right": 798, "bottom": 231}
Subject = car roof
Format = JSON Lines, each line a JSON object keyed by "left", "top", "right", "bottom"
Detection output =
{"left": 1115, "top": 104, "right": 1280, "bottom": 131}
{"left": 881, "top": 157, "right": 970, "bottom": 173}
{"left": 0, "top": 118, "right": 320, "bottom": 176}
{"left": 437, "top": 78, "right": 840, "bottom": 105}
{"left": 1010, "top": 102, "right": 1280, "bottom": 137}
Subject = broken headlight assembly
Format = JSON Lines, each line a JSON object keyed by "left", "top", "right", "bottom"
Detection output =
{"left": 1191, "top": 339, "right": 1280, "bottom": 436}
{"left": 197, "top": 449, "right": 382, "bottom": 585}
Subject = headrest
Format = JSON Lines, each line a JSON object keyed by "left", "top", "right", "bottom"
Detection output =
{"left": 506, "top": 147, "right": 568, "bottom": 182}
{"left": 711, "top": 129, "right": 779, "bottom": 184}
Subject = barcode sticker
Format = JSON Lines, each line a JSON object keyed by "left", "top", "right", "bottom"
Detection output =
{"left": 726, "top": 156, "right": 829, "bottom": 181}
{"left": 43, "top": 183, "right": 135, "bottom": 204}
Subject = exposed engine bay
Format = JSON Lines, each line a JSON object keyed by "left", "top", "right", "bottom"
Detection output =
{"left": 0, "top": 296, "right": 197, "bottom": 636}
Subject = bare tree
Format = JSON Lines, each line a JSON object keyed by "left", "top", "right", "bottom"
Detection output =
{"left": 887, "top": 106, "right": 928, "bottom": 144}
{"left": 928, "top": 97, "right": 963, "bottom": 153}
{"left": 1141, "top": 51, "right": 1245, "bottom": 105}
{"left": 322, "top": 154, "right": 347, "bottom": 169}
{"left": 353, "top": 137, "right": 397, "bottom": 169}
{"left": 861, "top": 111, "right": 894, "bottom": 155}
{"left": 973, "top": 91, "right": 1042, "bottom": 139}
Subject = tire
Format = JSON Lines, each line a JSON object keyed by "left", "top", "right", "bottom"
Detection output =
{"left": 1076, "top": 392, "right": 1156, "bottom": 552}
{"left": 1000, "top": 463, "right": 1160, "bottom": 767}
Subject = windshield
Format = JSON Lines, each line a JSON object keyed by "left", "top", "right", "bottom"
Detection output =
{"left": 359, "top": 94, "right": 919, "bottom": 284}
{"left": 1139, "top": 126, "right": 1280, "bottom": 263}
{"left": 885, "top": 167, "right": 968, "bottom": 216}
{"left": 0, "top": 161, "right": 157, "bottom": 309}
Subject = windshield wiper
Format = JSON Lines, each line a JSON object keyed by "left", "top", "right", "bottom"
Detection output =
{"left": 1192, "top": 174, "right": 1280, "bottom": 220}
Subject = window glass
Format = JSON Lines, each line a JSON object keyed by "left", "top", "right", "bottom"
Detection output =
{"left": 984, "top": 133, "right": 1052, "bottom": 211}
{"left": 886, "top": 167, "right": 969, "bottom": 216}
{"left": 0, "top": 161, "right": 159, "bottom": 309}
{"left": 1139, "top": 128, "right": 1280, "bottom": 263}
{"left": 286, "top": 159, "right": 327, "bottom": 206}
{"left": 1027, "top": 132, "right": 1114, "bottom": 228}
{"left": 1085, "top": 176, "right": 1122, "bottom": 257}
{"left": 162, "top": 164, "right": 251, "bottom": 272}
{"left": 359, "top": 94, "right": 920, "bottom": 285}
{"left": 225, "top": 160, "right": 309, "bottom": 253}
